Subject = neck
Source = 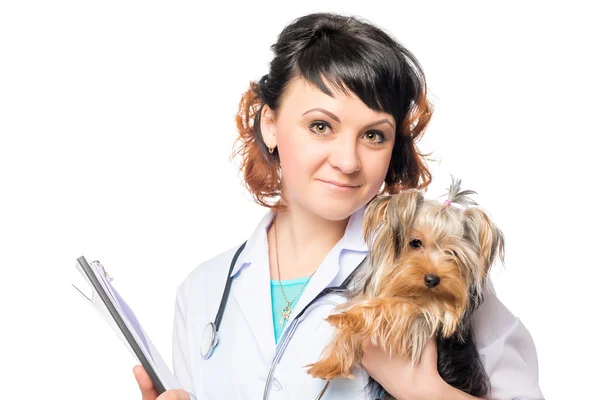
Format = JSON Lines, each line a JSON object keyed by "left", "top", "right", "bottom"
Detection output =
{"left": 268, "top": 201, "right": 350, "bottom": 280}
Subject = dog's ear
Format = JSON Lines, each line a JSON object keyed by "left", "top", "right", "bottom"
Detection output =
{"left": 363, "top": 195, "right": 392, "bottom": 267}
{"left": 363, "top": 190, "right": 423, "bottom": 263}
{"left": 387, "top": 190, "right": 424, "bottom": 253}
{"left": 463, "top": 207, "right": 505, "bottom": 281}
{"left": 363, "top": 195, "right": 391, "bottom": 244}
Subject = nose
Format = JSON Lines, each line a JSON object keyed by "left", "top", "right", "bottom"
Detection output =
{"left": 329, "top": 135, "right": 360, "bottom": 174}
{"left": 424, "top": 274, "right": 440, "bottom": 288}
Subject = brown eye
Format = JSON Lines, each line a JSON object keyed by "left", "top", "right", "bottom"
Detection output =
{"left": 445, "top": 250, "right": 458, "bottom": 258}
{"left": 364, "top": 131, "right": 385, "bottom": 144}
{"left": 309, "top": 121, "right": 331, "bottom": 135}
{"left": 409, "top": 239, "right": 422, "bottom": 249}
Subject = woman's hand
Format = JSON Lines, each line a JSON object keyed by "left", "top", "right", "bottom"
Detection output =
{"left": 133, "top": 365, "right": 190, "bottom": 400}
{"left": 360, "top": 338, "right": 447, "bottom": 400}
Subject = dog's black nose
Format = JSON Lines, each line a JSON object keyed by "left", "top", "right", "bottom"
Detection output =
{"left": 424, "top": 274, "right": 440, "bottom": 288}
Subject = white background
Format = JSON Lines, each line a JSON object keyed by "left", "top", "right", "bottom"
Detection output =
{"left": 1, "top": 1, "right": 597, "bottom": 398}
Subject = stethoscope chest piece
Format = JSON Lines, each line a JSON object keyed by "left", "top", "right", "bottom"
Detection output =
{"left": 199, "top": 241, "right": 247, "bottom": 360}
{"left": 200, "top": 322, "right": 219, "bottom": 360}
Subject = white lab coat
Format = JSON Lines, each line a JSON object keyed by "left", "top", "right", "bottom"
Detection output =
{"left": 172, "top": 205, "right": 544, "bottom": 400}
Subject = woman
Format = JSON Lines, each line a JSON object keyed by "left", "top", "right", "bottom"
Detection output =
{"left": 134, "top": 12, "right": 543, "bottom": 400}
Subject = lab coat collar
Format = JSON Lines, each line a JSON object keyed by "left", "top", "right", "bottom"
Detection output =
{"left": 339, "top": 204, "right": 369, "bottom": 253}
{"left": 230, "top": 205, "right": 369, "bottom": 364}
{"left": 230, "top": 210, "right": 275, "bottom": 364}
{"left": 231, "top": 205, "right": 368, "bottom": 278}
{"left": 230, "top": 210, "right": 274, "bottom": 278}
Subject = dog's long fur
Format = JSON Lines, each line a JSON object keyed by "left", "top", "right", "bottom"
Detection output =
{"left": 305, "top": 177, "right": 504, "bottom": 399}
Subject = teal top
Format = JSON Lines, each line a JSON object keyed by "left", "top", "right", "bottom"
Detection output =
{"left": 270, "top": 276, "right": 310, "bottom": 344}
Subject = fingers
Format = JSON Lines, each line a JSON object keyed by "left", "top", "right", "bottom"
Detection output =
{"left": 133, "top": 365, "right": 191, "bottom": 400}
{"left": 421, "top": 337, "right": 438, "bottom": 365}
{"left": 133, "top": 365, "right": 159, "bottom": 400}
{"left": 361, "top": 337, "right": 387, "bottom": 374}
{"left": 156, "top": 389, "right": 191, "bottom": 400}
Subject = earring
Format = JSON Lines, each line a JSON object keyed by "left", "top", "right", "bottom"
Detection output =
{"left": 268, "top": 145, "right": 275, "bottom": 154}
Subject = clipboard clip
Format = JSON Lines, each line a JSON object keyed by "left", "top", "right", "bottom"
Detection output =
{"left": 92, "top": 260, "right": 114, "bottom": 282}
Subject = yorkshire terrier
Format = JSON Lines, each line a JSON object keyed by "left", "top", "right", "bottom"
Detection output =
{"left": 305, "top": 177, "right": 504, "bottom": 399}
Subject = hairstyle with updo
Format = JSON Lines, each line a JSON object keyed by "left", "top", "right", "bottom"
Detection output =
{"left": 231, "top": 12, "right": 433, "bottom": 209}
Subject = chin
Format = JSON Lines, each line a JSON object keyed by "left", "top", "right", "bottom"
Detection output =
{"left": 284, "top": 183, "right": 373, "bottom": 220}
{"left": 307, "top": 200, "right": 362, "bottom": 222}
{"left": 317, "top": 208, "right": 353, "bottom": 221}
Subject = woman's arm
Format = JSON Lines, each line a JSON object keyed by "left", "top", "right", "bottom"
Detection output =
{"left": 472, "top": 283, "right": 544, "bottom": 400}
{"left": 438, "top": 385, "right": 484, "bottom": 400}
{"left": 362, "top": 338, "right": 484, "bottom": 400}
{"left": 362, "top": 283, "right": 545, "bottom": 400}
{"left": 172, "top": 281, "right": 198, "bottom": 400}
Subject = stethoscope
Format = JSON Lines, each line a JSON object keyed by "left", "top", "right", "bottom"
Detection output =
{"left": 199, "top": 241, "right": 247, "bottom": 360}
{"left": 199, "top": 240, "right": 367, "bottom": 399}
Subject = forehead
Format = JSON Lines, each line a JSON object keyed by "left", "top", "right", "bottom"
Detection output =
{"left": 281, "top": 76, "right": 356, "bottom": 104}
{"left": 408, "top": 220, "right": 465, "bottom": 246}
{"left": 278, "top": 77, "right": 395, "bottom": 124}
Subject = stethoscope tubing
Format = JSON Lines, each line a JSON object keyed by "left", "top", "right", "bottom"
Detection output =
{"left": 262, "top": 258, "right": 367, "bottom": 399}
{"left": 200, "top": 241, "right": 246, "bottom": 360}
{"left": 203, "top": 240, "right": 367, "bottom": 399}
{"left": 263, "top": 317, "right": 300, "bottom": 400}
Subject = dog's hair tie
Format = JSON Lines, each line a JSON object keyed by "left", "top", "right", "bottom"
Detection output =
{"left": 443, "top": 199, "right": 452, "bottom": 206}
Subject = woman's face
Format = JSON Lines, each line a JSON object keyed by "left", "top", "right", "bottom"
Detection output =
{"left": 261, "top": 77, "right": 396, "bottom": 221}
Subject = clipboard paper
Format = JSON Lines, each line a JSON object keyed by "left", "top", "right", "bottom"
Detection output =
{"left": 72, "top": 256, "right": 182, "bottom": 394}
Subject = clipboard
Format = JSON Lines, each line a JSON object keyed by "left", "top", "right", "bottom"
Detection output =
{"left": 72, "top": 255, "right": 180, "bottom": 394}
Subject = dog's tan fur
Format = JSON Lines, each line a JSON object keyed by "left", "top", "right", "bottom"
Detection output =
{"left": 305, "top": 178, "right": 504, "bottom": 381}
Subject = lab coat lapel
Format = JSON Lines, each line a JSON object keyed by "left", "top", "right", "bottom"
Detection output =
{"left": 231, "top": 211, "right": 277, "bottom": 364}
{"left": 231, "top": 205, "right": 370, "bottom": 363}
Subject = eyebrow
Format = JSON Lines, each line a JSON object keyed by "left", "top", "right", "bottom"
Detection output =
{"left": 302, "top": 108, "right": 395, "bottom": 130}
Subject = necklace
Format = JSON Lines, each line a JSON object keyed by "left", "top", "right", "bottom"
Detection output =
{"left": 273, "top": 217, "right": 318, "bottom": 327}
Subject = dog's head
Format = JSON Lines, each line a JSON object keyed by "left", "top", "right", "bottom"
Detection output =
{"left": 361, "top": 177, "right": 505, "bottom": 337}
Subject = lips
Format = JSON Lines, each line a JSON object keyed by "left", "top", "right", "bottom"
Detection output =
{"left": 319, "top": 179, "right": 359, "bottom": 188}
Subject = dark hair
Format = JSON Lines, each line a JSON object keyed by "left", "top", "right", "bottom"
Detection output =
{"left": 232, "top": 12, "right": 433, "bottom": 209}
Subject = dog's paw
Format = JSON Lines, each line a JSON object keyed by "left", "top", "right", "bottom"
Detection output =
{"left": 304, "top": 359, "right": 355, "bottom": 380}
{"left": 325, "top": 312, "right": 347, "bottom": 328}
{"left": 326, "top": 309, "right": 367, "bottom": 333}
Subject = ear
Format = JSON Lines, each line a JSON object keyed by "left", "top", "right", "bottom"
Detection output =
{"left": 363, "top": 190, "right": 423, "bottom": 265}
{"left": 259, "top": 104, "right": 277, "bottom": 150}
{"left": 362, "top": 195, "right": 391, "bottom": 247}
{"left": 463, "top": 208, "right": 505, "bottom": 281}
{"left": 386, "top": 190, "right": 424, "bottom": 256}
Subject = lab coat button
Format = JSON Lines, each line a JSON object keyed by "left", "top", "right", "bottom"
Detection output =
{"left": 272, "top": 379, "right": 283, "bottom": 391}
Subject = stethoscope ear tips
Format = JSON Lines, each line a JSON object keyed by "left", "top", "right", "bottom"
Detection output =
{"left": 200, "top": 322, "right": 219, "bottom": 360}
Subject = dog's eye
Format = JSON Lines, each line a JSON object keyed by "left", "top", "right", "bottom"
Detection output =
{"left": 445, "top": 250, "right": 457, "bottom": 257}
{"left": 409, "top": 239, "right": 422, "bottom": 249}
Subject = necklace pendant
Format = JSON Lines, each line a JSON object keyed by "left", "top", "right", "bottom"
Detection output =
{"left": 280, "top": 304, "right": 292, "bottom": 326}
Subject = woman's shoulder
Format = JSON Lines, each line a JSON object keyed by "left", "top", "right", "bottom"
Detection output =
{"left": 473, "top": 280, "right": 541, "bottom": 374}
{"left": 472, "top": 280, "right": 524, "bottom": 347}
{"left": 473, "top": 282, "right": 543, "bottom": 397}
{"left": 176, "top": 242, "right": 246, "bottom": 301}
